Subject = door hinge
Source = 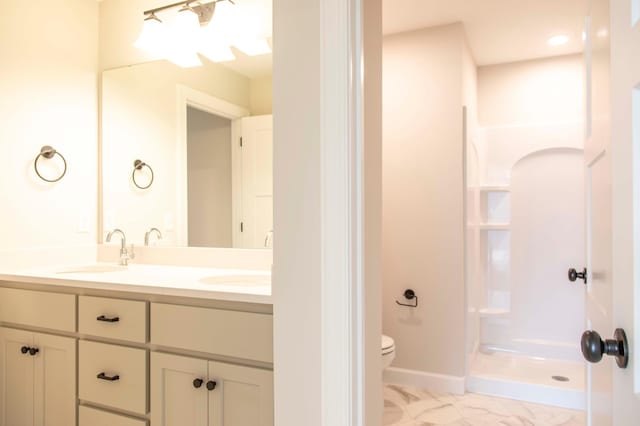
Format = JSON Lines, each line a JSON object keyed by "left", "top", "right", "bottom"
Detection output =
{"left": 240, "top": 222, "right": 244, "bottom": 232}
{"left": 240, "top": 137, "right": 243, "bottom": 147}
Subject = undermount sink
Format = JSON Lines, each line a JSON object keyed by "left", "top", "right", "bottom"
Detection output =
{"left": 199, "top": 275, "right": 270, "bottom": 286}
{"left": 56, "top": 264, "right": 127, "bottom": 274}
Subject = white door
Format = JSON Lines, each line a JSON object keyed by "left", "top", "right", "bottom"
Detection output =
{"left": 609, "top": 0, "right": 640, "bottom": 422}
{"left": 584, "top": 0, "right": 640, "bottom": 424}
{"left": 208, "top": 361, "right": 273, "bottom": 426}
{"left": 584, "top": 1, "right": 613, "bottom": 423}
{"left": 33, "top": 332, "right": 76, "bottom": 426}
{"left": 151, "top": 352, "right": 209, "bottom": 426}
{"left": 239, "top": 115, "right": 273, "bottom": 249}
{"left": 0, "top": 327, "right": 34, "bottom": 426}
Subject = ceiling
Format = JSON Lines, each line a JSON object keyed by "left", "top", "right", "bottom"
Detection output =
{"left": 382, "top": 0, "right": 599, "bottom": 66}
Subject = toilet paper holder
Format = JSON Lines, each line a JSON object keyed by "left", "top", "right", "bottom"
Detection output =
{"left": 396, "top": 289, "right": 418, "bottom": 308}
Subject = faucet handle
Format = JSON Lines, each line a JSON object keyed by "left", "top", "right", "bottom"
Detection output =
{"left": 128, "top": 244, "right": 136, "bottom": 260}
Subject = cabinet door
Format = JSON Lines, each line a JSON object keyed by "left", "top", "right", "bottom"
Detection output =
{"left": 151, "top": 352, "right": 208, "bottom": 426}
{"left": 0, "top": 327, "right": 34, "bottom": 426}
{"left": 208, "top": 361, "right": 273, "bottom": 426}
{"left": 33, "top": 332, "right": 76, "bottom": 426}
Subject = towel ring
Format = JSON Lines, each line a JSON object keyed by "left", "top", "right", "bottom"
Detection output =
{"left": 132, "top": 159, "right": 154, "bottom": 190}
{"left": 34, "top": 146, "right": 67, "bottom": 183}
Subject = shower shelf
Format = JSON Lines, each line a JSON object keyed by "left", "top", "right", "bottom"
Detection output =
{"left": 478, "top": 185, "right": 510, "bottom": 192}
{"left": 478, "top": 308, "right": 510, "bottom": 318}
{"left": 479, "top": 223, "right": 510, "bottom": 231}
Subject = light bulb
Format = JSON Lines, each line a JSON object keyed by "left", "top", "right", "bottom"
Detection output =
{"left": 134, "top": 14, "right": 166, "bottom": 53}
{"left": 174, "top": 6, "right": 201, "bottom": 42}
{"left": 200, "top": 43, "right": 236, "bottom": 62}
{"left": 205, "top": 0, "right": 240, "bottom": 45}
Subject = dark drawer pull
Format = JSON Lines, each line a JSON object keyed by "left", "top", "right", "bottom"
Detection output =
{"left": 96, "top": 315, "right": 120, "bottom": 323}
{"left": 97, "top": 372, "right": 120, "bottom": 381}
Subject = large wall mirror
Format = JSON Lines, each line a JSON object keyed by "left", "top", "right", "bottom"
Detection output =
{"left": 101, "top": 0, "right": 272, "bottom": 249}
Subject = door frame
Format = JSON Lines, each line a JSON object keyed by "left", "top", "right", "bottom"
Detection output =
{"left": 273, "top": 0, "right": 382, "bottom": 425}
{"left": 175, "top": 85, "right": 249, "bottom": 247}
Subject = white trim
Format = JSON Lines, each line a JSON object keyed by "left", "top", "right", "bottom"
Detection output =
{"left": 384, "top": 367, "right": 466, "bottom": 395}
{"left": 320, "top": 0, "right": 364, "bottom": 425}
{"left": 175, "top": 85, "right": 249, "bottom": 246}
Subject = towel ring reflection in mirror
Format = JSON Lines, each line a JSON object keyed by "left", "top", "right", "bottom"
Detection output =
{"left": 34, "top": 146, "right": 67, "bottom": 183}
{"left": 132, "top": 159, "right": 154, "bottom": 190}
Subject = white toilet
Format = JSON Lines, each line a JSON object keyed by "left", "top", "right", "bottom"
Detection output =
{"left": 381, "top": 335, "right": 396, "bottom": 369}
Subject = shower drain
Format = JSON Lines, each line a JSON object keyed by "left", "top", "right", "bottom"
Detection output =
{"left": 552, "top": 375, "right": 570, "bottom": 382}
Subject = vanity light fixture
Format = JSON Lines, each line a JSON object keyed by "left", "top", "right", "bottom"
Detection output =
{"left": 134, "top": 0, "right": 271, "bottom": 67}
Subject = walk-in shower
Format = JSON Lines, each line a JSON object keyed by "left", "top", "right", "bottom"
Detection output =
{"left": 466, "top": 122, "right": 586, "bottom": 409}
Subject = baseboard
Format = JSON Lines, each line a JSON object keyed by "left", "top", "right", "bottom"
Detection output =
{"left": 383, "top": 367, "right": 465, "bottom": 395}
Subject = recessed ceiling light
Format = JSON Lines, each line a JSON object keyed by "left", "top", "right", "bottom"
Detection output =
{"left": 547, "top": 35, "right": 569, "bottom": 46}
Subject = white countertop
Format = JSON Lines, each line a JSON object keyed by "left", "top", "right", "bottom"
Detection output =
{"left": 0, "top": 263, "right": 272, "bottom": 304}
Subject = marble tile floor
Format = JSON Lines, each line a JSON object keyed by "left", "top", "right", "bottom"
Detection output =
{"left": 383, "top": 384, "right": 585, "bottom": 426}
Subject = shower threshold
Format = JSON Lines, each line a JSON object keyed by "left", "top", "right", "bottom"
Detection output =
{"left": 467, "top": 351, "right": 585, "bottom": 410}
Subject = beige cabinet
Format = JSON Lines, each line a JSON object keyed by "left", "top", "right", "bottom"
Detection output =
{"left": 0, "top": 327, "right": 76, "bottom": 426}
{"left": 151, "top": 352, "right": 273, "bottom": 426}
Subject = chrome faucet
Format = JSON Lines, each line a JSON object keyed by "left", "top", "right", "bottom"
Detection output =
{"left": 106, "top": 229, "right": 135, "bottom": 266}
{"left": 144, "top": 227, "right": 163, "bottom": 246}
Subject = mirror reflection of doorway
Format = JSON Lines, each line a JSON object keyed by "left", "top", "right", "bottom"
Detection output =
{"left": 187, "top": 107, "right": 233, "bottom": 248}
{"left": 187, "top": 107, "right": 273, "bottom": 249}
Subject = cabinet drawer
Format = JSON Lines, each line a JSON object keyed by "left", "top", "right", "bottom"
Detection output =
{"left": 79, "top": 406, "right": 147, "bottom": 426}
{"left": 0, "top": 288, "right": 75, "bottom": 332}
{"left": 151, "top": 303, "right": 273, "bottom": 363}
{"left": 79, "top": 296, "right": 147, "bottom": 343}
{"left": 79, "top": 341, "right": 147, "bottom": 415}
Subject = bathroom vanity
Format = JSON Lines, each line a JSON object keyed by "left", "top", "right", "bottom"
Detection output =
{"left": 0, "top": 264, "right": 273, "bottom": 426}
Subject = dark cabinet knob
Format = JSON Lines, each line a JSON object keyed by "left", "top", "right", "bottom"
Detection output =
{"left": 193, "top": 378, "right": 204, "bottom": 389}
{"left": 29, "top": 347, "right": 39, "bottom": 356}
{"left": 20, "top": 346, "right": 30, "bottom": 354}
{"left": 206, "top": 380, "right": 217, "bottom": 391}
{"left": 581, "top": 328, "right": 629, "bottom": 368}
{"left": 568, "top": 267, "right": 587, "bottom": 284}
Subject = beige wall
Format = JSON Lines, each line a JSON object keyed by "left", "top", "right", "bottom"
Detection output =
{"left": 187, "top": 108, "right": 233, "bottom": 247}
{"left": 383, "top": 23, "right": 469, "bottom": 379}
{"left": 250, "top": 76, "right": 273, "bottom": 115}
{"left": 0, "top": 0, "right": 99, "bottom": 249}
{"left": 478, "top": 54, "right": 584, "bottom": 127}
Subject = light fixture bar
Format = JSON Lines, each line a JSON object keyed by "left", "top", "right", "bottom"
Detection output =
{"left": 142, "top": 0, "right": 233, "bottom": 25}
{"left": 143, "top": 1, "right": 197, "bottom": 17}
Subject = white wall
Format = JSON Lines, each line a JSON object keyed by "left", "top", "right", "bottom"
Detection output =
{"left": 0, "top": 0, "right": 98, "bottom": 249}
{"left": 382, "top": 23, "right": 469, "bottom": 381}
{"left": 274, "top": 0, "right": 382, "bottom": 423}
{"left": 478, "top": 54, "right": 584, "bottom": 127}
{"left": 187, "top": 107, "right": 232, "bottom": 248}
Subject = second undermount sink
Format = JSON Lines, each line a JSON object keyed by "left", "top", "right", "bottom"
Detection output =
{"left": 199, "top": 275, "right": 270, "bottom": 286}
{"left": 56, "top": 264, "right": 127, "bottom": 274}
